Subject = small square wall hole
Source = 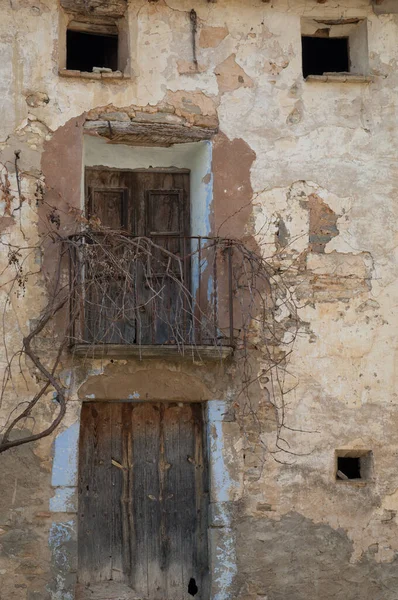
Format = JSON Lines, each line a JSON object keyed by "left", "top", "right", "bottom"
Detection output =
{"left": 302, "top": 36, "right": 349, "bottom": 78}
{"left": 66, "top": 29, "right": 118, "bottom": 72}
{"left": 336, "top": 451, "right": 372, "bottom": 481}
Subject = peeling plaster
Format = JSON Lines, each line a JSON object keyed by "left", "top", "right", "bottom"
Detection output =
{"left": 51, "top": 422, "right": 79, "bottom": 488}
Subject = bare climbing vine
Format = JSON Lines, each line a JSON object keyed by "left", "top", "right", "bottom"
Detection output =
{"left": 0, "top": 159, "right": 303, "bottom": 462}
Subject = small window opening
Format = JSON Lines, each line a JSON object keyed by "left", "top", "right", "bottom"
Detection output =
{"left": 336, "top": 451, "right": 372, "bottom": 481}
{"left": 337, "top": 457, "right": 360, "bottom": 480}
{"left": 66, "top": 30, "right": 118, "bottom": 72}
{"left": 302, "top": 36, "right": 349, "bottom": 78}
{"left": 188, "top": 578, "right": 198, "bottom": 596}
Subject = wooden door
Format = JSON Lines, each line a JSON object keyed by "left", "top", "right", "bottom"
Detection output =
{"left": 85, "top": 169, "right": 190, "bottom": 345}
{"left": 78, "top": 402, "right": 209, "bottom": 600}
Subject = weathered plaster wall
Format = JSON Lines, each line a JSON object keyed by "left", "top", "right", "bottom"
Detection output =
{"left": 1, "top": 0, "right": 398, "bottom": 599}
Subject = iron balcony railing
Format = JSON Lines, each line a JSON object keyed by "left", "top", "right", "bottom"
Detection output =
{"left": 68, "top": 232, "right": 235, "bottom": 348}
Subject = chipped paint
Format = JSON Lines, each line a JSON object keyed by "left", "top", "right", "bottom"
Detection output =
{"left": 49, "top": 487, "right": 76, "bottom": 513}
{"left": 51, "top": 422, "right": 79, "bottom": 488}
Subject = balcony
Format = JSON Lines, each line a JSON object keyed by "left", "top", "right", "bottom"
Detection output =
{"left": 68, "top": 232, "right": 235, "bottom": 360}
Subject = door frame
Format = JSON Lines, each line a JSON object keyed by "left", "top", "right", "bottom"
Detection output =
{"left": 49, "top": 399, "right": 239, "bottom": 600}
{"left": 76, "top": 400, "right": 209, "bottom": 599}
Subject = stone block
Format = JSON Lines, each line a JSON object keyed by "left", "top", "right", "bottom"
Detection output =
{"left": 307, "top": 251, "right": 371, "bottom": 279}
{"left": 99, "top": 111, "right": 130, "bottom": 121}
{"left": 25, "top": 92, "right": 49, "bottom": 108}
{"left": 133, "top": 111, "right": 185, "bottom": 125}
{"left": 191, "top": 113, "right": 220, "bottom": 129}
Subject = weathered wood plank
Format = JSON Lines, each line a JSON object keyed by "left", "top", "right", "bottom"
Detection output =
{"left": 78, "top": 403, "right": 112, "bottom": 583}
{"left": 84, "top": 120, "right": 217, "bottom": 146}
{"left": 193, "top": 403, "right": 209, "bottom": 598}
{"left": 110, "top": 403, "right": 125, "bottom": 582}
{"left": 130, "top": 404, "right": 148, "bottom": 594}
{"left": 144, "top": 404, "right": 163, "bottom": 599}
{"left": 164, "top": 404, "right": 184, "bottom": 596}
{"left": 179, "top": 404, "right": 198, "bottom": 597}
{"left": 71, "top": 343, "right": 234, "bottom": 360}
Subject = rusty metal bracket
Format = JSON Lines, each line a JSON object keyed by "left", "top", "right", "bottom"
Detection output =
{"left": 190, "top": 9, "right": 198, "bottom": 68}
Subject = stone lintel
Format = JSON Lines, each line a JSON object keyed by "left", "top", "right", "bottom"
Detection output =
{"left": 60, "top": 0, "right": 127, "bottom": 18}
{"left": 84, "top": 119, "right": 218, "bottom": 146}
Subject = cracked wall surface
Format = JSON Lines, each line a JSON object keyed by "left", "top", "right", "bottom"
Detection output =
{"left": 0, "top": 0, "right": 398, "bottom": 599}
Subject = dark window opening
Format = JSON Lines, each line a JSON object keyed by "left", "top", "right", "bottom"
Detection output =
{"left": 66, "top": 30, "right": 118, "bottom": 72}
{"left": 302, "top": 36, "right": 349, "bottom": 78}
{"left": 336, "top": 452, "right": 372, "bottom": 481}
{"left": 337, "top": 456, "right": 361, "bottom": 480}
{"left": 188, "top": 578, "right": 198, "bottom": 596}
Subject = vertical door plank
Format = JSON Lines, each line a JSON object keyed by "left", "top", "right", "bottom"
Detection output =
{"left": 78, "top": 402, "right": 113, "bottom": 584}
{"left": 192, "top": 403, "right": 209, "bottom": 599}
{"left": 130, "top": 403, "right": 148, "bottom": 595}
{"left": 110, "top": 402, "right": 125, "bottom": 583}
{"left": 145, "top": 404, "right": 164, "bottom": 600}
{"left": 163, "top": 403, "right": 184, "bottom": 598}
{"left": 131, "top": 403, "right": 162, "bottom": 597}
{"left": 178, "top": 404, "right": 199, "bottom": 597}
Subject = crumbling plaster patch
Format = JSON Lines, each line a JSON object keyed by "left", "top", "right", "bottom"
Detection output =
{"left": 199, "top": 25, "right": 229, "bottom": 49}
{"left": 215, "top": 54, "right": 254, "bottom": 94}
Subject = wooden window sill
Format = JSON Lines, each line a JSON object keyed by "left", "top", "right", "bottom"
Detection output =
{"left": 59, "top": 69, "right": 130, "bottom": 80}
{"left": 305, "top": 74, "right": 373, "bottom": 83}
{"left": 70, "top": 343, "right": 233, "bottom": 361}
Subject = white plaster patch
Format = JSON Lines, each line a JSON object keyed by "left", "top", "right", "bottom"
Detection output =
{"left": 51, "top": 422, "right": 79, "bottom": 487}
{"left": 50, "top": 487, "right": 76, "bottom": 513}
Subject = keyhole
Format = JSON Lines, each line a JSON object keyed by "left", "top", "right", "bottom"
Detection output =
{"left": 188, "top": 578, "right": 198, "bottom": 596}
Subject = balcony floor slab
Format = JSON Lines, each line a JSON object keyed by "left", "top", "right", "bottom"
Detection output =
{"left": 70, "top": 344, "right": 233, "bottom": 361}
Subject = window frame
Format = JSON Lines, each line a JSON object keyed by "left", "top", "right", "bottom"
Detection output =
{"left": 59, "top": 10, "right": 131, "bottom": 80}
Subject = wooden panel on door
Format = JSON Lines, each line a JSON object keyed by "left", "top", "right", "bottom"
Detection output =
{"left": 86, "top": 168, "right": 132, "bottom": 229}
{"left": 87, "top": 188, "right": 128, "bottom": 230}
{"left": 77, "top": 402, "right": 209, "bottom": 600}
{"left": 78, "top": 403, "right": 113, "bottom": 584}
{"left": 84, "top": 169, "right": 134, "bottom": 343}
{"left": 131, "top": 172, "right": 190, "bottom": 344}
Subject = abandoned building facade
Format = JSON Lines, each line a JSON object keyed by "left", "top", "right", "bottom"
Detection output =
{"left": 0, "top": 0, "right": 398, "bottom": 599}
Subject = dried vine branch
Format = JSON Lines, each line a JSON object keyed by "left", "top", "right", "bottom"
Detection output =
{"left": 0, "top": 161, "right": 303, "bottom": 461}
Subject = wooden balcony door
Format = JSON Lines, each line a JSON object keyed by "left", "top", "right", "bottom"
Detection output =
{"left": 77, "top": 402, "right": 209, "bottom": 600}
{"left": 84, "top": 168, "right": 190, "bottom": 345}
